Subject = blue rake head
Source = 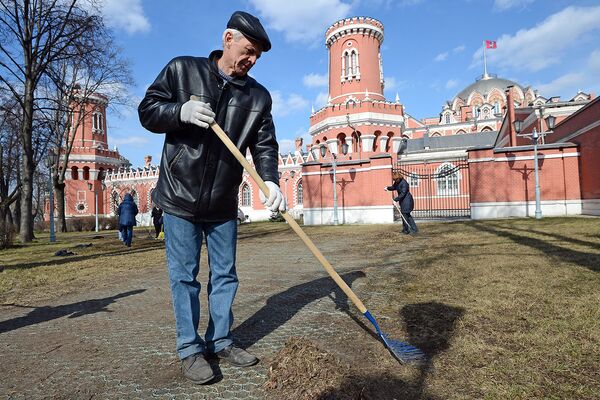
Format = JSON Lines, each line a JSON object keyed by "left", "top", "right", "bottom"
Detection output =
{"left": 364, "top": 311, "right": 427, "bottom": 364}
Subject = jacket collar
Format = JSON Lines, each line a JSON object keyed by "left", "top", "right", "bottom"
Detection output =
{"left": 209, "top": 50, "right": 247, "bottom": 88}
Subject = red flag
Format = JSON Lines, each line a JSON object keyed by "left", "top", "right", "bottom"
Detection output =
{"left": 485, "top": 40, "right": 497, "bottom": 49}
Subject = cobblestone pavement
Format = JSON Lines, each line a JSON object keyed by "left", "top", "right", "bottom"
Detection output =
{"left": 1, "top": 226, "right": 411, "bottom": 399}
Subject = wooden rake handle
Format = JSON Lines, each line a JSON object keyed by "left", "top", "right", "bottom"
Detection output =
{"left": 191, "top": 96, "right": 367, "bottom": 313}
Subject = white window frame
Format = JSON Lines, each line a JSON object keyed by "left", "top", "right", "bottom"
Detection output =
{"left": 436, "top": 163, "right": 460, "bottom": 196}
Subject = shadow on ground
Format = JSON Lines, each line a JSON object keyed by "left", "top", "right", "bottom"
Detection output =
{"left": 0, "top": 289, "right": 146, "bottom": 334}
{"left": 233, "top": 271, "right": 365, "bottom": 348}
{"left": 307, "top": 302, "right": 465, "bottom": 400}
{"left": 470, "top": 221, "right": 600, "bottom": 272}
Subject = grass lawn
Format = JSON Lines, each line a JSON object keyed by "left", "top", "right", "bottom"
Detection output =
{"left": 1, "top": 217, "right": 599, "bottom": 399}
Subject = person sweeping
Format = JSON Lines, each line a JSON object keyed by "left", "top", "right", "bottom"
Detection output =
{"left": 386, "top": 172, "right": 418, "bottom": 234}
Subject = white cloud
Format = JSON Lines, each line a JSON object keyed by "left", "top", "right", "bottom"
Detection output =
{"left": 494, "top": 0, "right": 535, "bottom": 11}
{"left": 384, "top": 76, "right": 397, "bottom": 90}
{"left": 278, "top": 139, "right": 296, "bottom": 154}
{"left": 249, "top": 0, "right": 353, "bottom": 44}
{"left": 111, "top": 135, "right": 149, "bottom": 146}
{"left": 314, "top": 91, "right": 329, "bottom": 108}
{"left": 434, "top": 52, "right": 448, "bottom": 62}
{"left": 537, "top": 49, "right": 600, "bottom": 97}
{"left": 271, "top": 91, "right": 309, "bottom": 117}
{"left": 471, "top": 6, "right": 600, "bottom": 72}
{"left": 303, "top": 73, "right": 328, "bottom": 88}
{"left": 445, "top": 79, "right": 459, "bottom": 89}
{"left": 100, "top": 0, "right": 150, "bottom": 34}
{"left": 383, "top": 77, "right": 409, "bottom": 94}
{"left": 453, "top": 45, "right": 466, "bottom": 53}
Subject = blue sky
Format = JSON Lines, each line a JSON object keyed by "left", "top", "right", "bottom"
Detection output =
{"left": 99, "top": 0, "right": 600, "bottom": 166}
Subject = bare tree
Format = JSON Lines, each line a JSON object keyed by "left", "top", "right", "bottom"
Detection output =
{"left": 1, "top": 0, "right": 95, "bottom": 241}
{"left": 0, "top": 0, "right": 132, "bottom": 241}
{"left": 0, "top": 95, "right": 21, "bottom": 226}
{"left": 41, "top": 33, "right": 132, "bottom": 232}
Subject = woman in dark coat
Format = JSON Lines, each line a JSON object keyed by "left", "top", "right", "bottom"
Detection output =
{"left": 386, "top": 172, "right": 418, "bottom": 234}
{"left": 151, "top": 205, "right": 163, "bottom": 238}
{"left": 117, "top": 193, "right": 139, "bottom": 247}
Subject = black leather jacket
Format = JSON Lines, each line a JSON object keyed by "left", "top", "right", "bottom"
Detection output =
{"left": 138, "top": 51, "right": 279, "bottom": 222}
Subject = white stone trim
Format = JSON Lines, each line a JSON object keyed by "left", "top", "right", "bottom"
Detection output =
{"left": 469, "top": 152, "right": 580, "bottom": 163}
{"left": 310, "top": 113, "right": 404, "bottom": 136}
{"left": 470, "top": 199, "right": 582, "bottom": 219}
{"left": 304, "top": 205, "right": 393, "bottom": 225}
{"left": 330, "top": 91, "right": 385, "bottom": 103}
{"left": 303, "top": 164, "right": 391, "bottom": 177}
{"left": 326, "top": 23, "right": 384, "bottom": 46}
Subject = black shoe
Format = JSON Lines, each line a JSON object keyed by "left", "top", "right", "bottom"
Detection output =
{"left": 181, "top": 353, "right": 214, "bottom": 384}
{"left": 212, "top": 345, "right": 258, "bottom": 367}
{"left": 402, "top": 230, "right": 410, "bottom": 235}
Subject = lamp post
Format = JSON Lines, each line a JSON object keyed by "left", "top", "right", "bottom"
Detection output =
{"left": 513, "top": 114, "right": 556, "bottom": 219}
{"left": 46, "top": 149, "right": 58, "bottom": 242}
{"left": 320, "top": 142, "right": 349, "bottom": 225}
{"left": 346, "top": 113, "right": 360, "bottom": 159}
{"left": 87, "top": 180, "right": 106, "bottom": 232}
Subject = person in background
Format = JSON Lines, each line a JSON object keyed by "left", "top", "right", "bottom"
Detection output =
{"left": 138, "top": 11, "right": 284, "bottom": 384}
{"left": 151, "top": 205, "right": 163, "bottom": 239}
{"left": 116, "top": 193, "right": 139, "bottom": 247}
{"left": 386, "top": 172, "right": 418, "bottom": 234}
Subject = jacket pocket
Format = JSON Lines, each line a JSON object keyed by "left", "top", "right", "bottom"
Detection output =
{"left": 168, "top": 145, "right": 185, "bottom": 171}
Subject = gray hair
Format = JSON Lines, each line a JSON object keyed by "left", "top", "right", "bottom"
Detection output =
{"left": 223, "top": 28, "right": 244, "bottom": 46}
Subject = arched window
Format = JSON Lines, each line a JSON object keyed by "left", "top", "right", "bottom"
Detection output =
{"left": 351, "top": 50, "right": 358, "bottom": 75}
{"left": 407, "top": 173, "right": 419, "bottom": 188}
{"left": 343, "top": 52, "right": 350, "bottom": 77}
{"left": 92, "top": 111, "right": 103, "bottom": 133}
{"left": 97, "top": 167, "right": 105, "bottom": 181}
{"left": 445, "top": 114, "right": 451, "bottom": 124}
{"left": 436, "top": 163, "right": 459, "bottom": 196}
{"left": 494, "top": 102, "right": 500, "bottom": 114}
{"left": 71, "top": 166, "right": 79, "bottom": 180}
{"left": 82, "top": 166, "right": 90, "bottom": 180}
{"left": 241, "top": 184, "right": 251, "bottom": 207}
{"left": 296, "top": 181, "right": 303, "bottom": 205}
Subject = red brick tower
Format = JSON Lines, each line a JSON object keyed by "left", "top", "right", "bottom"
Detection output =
{"left": 310, "top": 17, "right": 406, "bottom": 157}
{"left": 65, "top": 91, "right": 126, "bottom": 218}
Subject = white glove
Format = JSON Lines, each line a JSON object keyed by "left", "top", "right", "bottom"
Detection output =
{"left": 259, "top": 181, "right": 286, "bottom": 212}
{"left": 180, "top": 100, "right": 215, "bottom": 128}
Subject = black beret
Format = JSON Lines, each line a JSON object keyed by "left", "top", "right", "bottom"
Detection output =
{"left": 227, "top": 11, "right": 271, "bottom": 52}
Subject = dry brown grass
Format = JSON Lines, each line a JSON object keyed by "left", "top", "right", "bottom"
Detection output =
{"left": 359, "top": 217, "right": 600, "bottom": 399}
{"left": 0, "top": 227, "right": 165, "bottom": 304}
{"left": 1, "top": 217, "right": 599, "bottom": 399}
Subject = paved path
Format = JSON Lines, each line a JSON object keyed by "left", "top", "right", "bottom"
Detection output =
{"left": 0, "top": 226, "right": 404, "bottom": 399}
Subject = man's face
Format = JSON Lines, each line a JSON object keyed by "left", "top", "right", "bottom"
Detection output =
{"left": 224, "top": 33, "right": 262, "bottom": 77}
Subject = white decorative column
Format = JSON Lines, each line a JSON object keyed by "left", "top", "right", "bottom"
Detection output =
{"left": 361, "top": 135, "right": 376, "bottom": 152}
{"left": 379, "top": 136, "right": 389, "bottom": 152}
{"left": 391, "top": 137, "right": 404, "bottom": 153}
{"left": 345, "top": 137, "right": 353, "bottom": 154}
{"left": 326, "top": 138, "right": 339, "bottom": 155}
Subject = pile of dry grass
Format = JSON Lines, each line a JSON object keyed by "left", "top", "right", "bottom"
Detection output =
{"left": 264, "top": 337, "right": 408, "bottom": 400}
{"left": 264, "top": 337, "right": 350, "bottom": 399}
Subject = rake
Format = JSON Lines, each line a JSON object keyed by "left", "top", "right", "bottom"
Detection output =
{"left": 191, "top": 96, "right": 425, "bottom": 364}
{"left": 392, "top": 199, "right": 416, "bottom": 234}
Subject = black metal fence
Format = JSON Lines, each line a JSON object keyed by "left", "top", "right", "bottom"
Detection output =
{"left": 394, "top": 158, "right": 470, "bottom": 219}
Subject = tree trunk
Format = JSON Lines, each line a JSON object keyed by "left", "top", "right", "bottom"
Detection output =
{"left": 19, "top": 86, "right": 35, "bottom": 242}
{"left": 55, "top": 180, "right": 68, "bottom": 232}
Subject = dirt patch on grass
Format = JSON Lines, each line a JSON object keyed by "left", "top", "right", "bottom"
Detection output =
{"left": 264, "top": 337, "right": 420, "bottom": 400}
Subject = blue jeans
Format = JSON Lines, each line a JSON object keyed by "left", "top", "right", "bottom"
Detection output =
{"left": 163, "top": 212, "right": 239, "bottom": 360}
{"left": 120, "top": 225, "right": 134, "bottom": 246}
